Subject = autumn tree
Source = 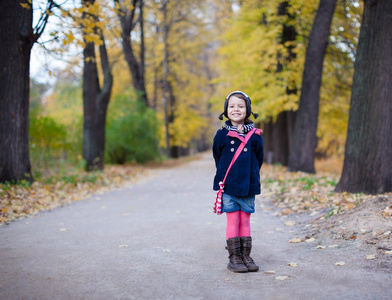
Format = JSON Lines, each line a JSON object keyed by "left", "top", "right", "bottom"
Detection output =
{"left": 114, "top": 0, "right": 148, "bottom": 106}
{"left": 335, "top": 0, "right": 392, "bottom": 194}
{"left": 143, "top": 0, "right": 211, "bottom": 158}
{"left": 215, "top": 0, "right": 315, "bottom": 164}
{"left": 0, "top": 0, "right": 54, "bottom": 183}
{"left": 316, "top": 0, "right": 362, "bottom": 157}
{"left": 215, "top": 0, "right": 361, "bottom": 166}
{"left": 271, "top": 1, "right": 298, "bottom": 166}
{"left": 81, "top": 0, "right": 113, "bottom": 171}
{"left": 288, "top": 0, "right": 337, "bottom": 173}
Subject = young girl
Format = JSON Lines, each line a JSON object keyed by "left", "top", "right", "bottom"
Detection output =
{"left": 213, "top": 91, "right": 264, "bottom": 273}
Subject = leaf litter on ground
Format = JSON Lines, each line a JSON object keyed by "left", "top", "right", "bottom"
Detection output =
{"left": 0, "top": 154, "right": 201, "bottom": 225}
{"left": 0, "top": 165, "right": 146, "bottom": 225}
{"left": 258, "top": 163, "right": 392, "bottom": 257}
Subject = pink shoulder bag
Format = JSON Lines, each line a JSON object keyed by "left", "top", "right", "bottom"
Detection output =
{"left": 213, "top": 128, "right": 256, "bottom": 215}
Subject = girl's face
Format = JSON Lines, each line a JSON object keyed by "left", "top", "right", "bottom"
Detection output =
{"left": 227, "top": 95, "right": 247, "bottom": 126}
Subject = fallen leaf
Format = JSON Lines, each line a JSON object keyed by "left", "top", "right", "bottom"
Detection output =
{"left": 328, "top": 245, "right": 338, "bottom": 248}
{"left": 316, "top": 245, "right": 325, "bottom": 249}
{"left": 289, "top": 237, "right": 302, "bottom": 243}
{"left": 275, "top": 276, "right": 288, "bottom": 280}
{"left": 59, "top": 228, "right": 67, "bottom": 232}
{"left": 281, "top": 208, "right": 293, "bottom": 215}
{"left": 284, "top": 221, "right": 296, "bottom": 226}
{"left": 366, "top": 255, "right": 376, "bottom": 260}
{"left": 288, "top": 262, "right": 297, "bottom": 267}
{"left": 119, "top": 245, "right": 128, "bottom": 248}
{"left": 385, "top": 251, "right": 392, "bottom": 255}
{"left": 305, "top": 238, "right": 316, "bottom": 243}
{"left": 335, "top": 261, "right": 345, "bottom": 266}
{"left": 264, "top": 270, "right": 276, "bottom": 275}
{"left": 163, "top": 249, "right": 171, "bottom": 252}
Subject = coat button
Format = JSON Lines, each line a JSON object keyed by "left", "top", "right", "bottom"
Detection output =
{"left": 231, "top": 148, "right": 235, "bottom": 152}
{"left": 231, "top": 140, "right": 235, "bottom": 144}
{"left": 244, "top": 148, "right": 248, "bottom": 152}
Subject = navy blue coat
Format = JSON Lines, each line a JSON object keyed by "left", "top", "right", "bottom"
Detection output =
{"left": 213, "top": 126, "right": 264, "bottom": 197}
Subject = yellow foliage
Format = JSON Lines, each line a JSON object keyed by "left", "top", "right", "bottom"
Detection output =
{"left": 214, "top": 0, "right": 362, "bottom": 156}
{"left": 62, "top": 30, "right": 75, "bottom": 45}
{"left": 20, "top": 3, "right": 31, "bottom": 9}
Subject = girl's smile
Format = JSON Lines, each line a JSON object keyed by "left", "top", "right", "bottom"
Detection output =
{"left": 227, "top": 95, "right": 247, "bottom": 126}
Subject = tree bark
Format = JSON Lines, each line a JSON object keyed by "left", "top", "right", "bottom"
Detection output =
{"left": 272, "top": 111, "right": 296, "bottom": 166}
{"left": 263, "top": 119, "right": 274, "bottom": 164}
{"left": 0, "top": 0, "right": 52, "bottom": 183}
{"left": 335, "top": 0, "right": 392, "bottom": 194}
{"left": 115, "top": 0, "right": 148, "bottom": 106}
{"left": 288, "top": 0, "right": 337, "bottom": 173}
{"left": 162, "top": 0, "right": 171, "bottom": 157}
{"left": 82, "top": 0, "right": 113, "bottom": 171}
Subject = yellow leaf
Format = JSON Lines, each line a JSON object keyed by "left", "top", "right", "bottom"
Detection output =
{"left": 289, "top": 237, "right": 302, "bottom": 243}
{"left": 366, "top": 255, "right": 376, "bottom": 260}
{"left": 288, "top": 262, "right": 297, "bottom": 267}
{"left": 284, "top": 221, "right": 296, "bottom": 226}
{"left": 305, "top": 238, "right": 316, "bottom": 243}
{"left": 20, "top": 3, "right": 31, "bottom": 9}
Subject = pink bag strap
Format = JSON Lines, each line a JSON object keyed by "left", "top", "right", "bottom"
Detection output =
{"left": 221, "top": 128, "right": 256, "bottom": 185}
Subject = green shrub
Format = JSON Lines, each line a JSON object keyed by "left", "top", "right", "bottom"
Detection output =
{"left": 29, "top": 115, "right": 69, "bottom": 161}
{"left": 105, "top": 93, "right": 161, "bottom": 164}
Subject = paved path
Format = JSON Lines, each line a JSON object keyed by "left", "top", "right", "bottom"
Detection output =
{"left": 1, "top": 153, "right": 391, "bottom": 300}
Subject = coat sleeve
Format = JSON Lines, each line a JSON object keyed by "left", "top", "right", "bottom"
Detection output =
{"left": 256, "top": 134, "right": 264, "bottom": 169}
{"left": 212, "top": 131, "right": 223, "bottom": 168}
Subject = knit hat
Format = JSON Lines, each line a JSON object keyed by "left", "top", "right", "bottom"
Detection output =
{"left": 218, "top": 91, "right": 259, "bottom": 120}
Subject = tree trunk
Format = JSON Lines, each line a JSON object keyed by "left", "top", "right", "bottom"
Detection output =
{"left": 0, "top": 1, "right": 35, "bottom": 182}
{"left": 335, "top": 0, "right": 392, "bottom": 194}
{"left": 115, "top": 0, "right": 148, "bottom": 106}
{"left": 162, "top": 1, "right": 171, "bottom": 157}
{"left": 262, "top": 111, "right": 296, "bottom": 166}
{"left": 263, "top": 119, "right": 274, "bottom": 164}
{"left": 288, "top": 0, "right": 337, "bottom": 173}
{"left": 272, "top": 111, "right": 296, "bottom": 166}
{"left": 82, "top": 0, "right": 113, "bottom": 171}
{"left": 273, "top": 112, "right": 289, "bottom": 165}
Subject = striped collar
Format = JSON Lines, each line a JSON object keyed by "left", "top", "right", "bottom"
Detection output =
{"left": 224, "top": 121, "right": 254, "bottom": 137}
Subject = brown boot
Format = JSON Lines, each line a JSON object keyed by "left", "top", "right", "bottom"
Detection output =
{"left": 226, "top": 237, "right": 248, "bottom": 273}
{"left": 240, "top": 236, "right": 259, "bottom": 272}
